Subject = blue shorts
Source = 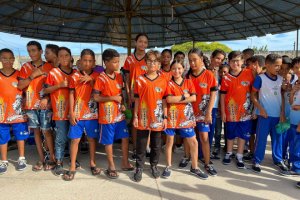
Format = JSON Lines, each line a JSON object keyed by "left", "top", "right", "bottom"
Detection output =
{"left": 0, "top": 123, "right": 29, "bottom": 145}
{"left": 69, "top": 120, "right": 99, "bottom": 139}
{"left": 196, "top": 122, "right": 210, "bottom": 133}
{"left": 165, "top": 128, "right": 195, "bottom": 138}
{"left": 99, "top": 120, "right": 129, "bottom": 145}
{"left": 226, "top": 120, "right": 252, "bottom": 141}
{"left": 251, "top": 119, "right": 258, "bottom": 135}
{"left": 26, "top": 109, "right": 52, "bottom": 130}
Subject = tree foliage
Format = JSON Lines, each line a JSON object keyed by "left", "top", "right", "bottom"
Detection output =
{"left": 251, "top": 45, "right": 268, "bottom": 53}
{"left": 171, "top": 41, "right": 232, "bottom": 53}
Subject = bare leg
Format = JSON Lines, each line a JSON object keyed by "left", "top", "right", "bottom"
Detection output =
{"left": 33, "top": 128, "right": 44, "bottom": 162}
{"left": 186, "top": 136, "right": 198, "bottom": 169}
{"left": 165, "top": 135, "right": 174, "bottom": 166}
{"left": 199, "top": 132, "right": 210, "bottom": 165}
{"left": 0, "top": 144, "right": 8, "bottom": 161}
{"left": 121, "top": 138, "right": 133, "bottom": 168}
{"left": 105, "top": 144, "right": 115, "bottom": 170}
{"left": 69, "top": 138, "right": 80, "bottom": 171}
{"left": 17, "top": 140, "right": 25, "bottom": 158}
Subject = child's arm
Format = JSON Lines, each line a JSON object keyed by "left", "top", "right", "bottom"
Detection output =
{"left": 93, "top": 93, "right": 122, "bottom": 103}
{"left": 17, "top": 68, "right": 44, "bottom": 90}
{"left": 124, "top": 73, "right": 131, "bottom": 106}
{"left": 251, "top": 90, "right": 268, "bottom": 118}
{"left": 166, "top": 93, "right": 196, "bottom": 104}
{"left": 205, "top": 90, "right": 216, "bottom": 124}
{"left": 133, "top": 97, "right": 140, "bottom": 128}
{"left": 292, "top": 105, "right": 300, "bottom": 111}
{"left": 162, "top": 99, "right": 168, "bottom": 130}
{"left": 69, "top": 90, "right": 78, "bottom": 125}
{"left": 289, "top": 83, "right": 300, "bottom": 105}
{"left": 43, "top": 79, "right": 68, "bottom": 94}
{"left": 220, "top": 93, "right": 226, "bottom": 122}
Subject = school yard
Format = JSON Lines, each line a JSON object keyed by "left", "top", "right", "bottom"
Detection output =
{"left": 1, "top": 138, "right": 299, "bottom": 200}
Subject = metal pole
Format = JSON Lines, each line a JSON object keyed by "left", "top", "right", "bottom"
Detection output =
{"left": 126, "top": 0, "right": 132, "bottom": 56}
{"left": 297, "top": 28, "right": 299, "bottom": 57}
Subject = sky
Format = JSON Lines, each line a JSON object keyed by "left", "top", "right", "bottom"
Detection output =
{"left": 0, "top": 30, "right": 299, "bottom": 56}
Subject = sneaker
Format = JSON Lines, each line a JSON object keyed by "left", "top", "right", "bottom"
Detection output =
{"left": 199, "top": 159, "right": 213, "bottom": 166}
{"left": 179, "top": 157, "right": 190, "bottom": 168}
{"left": 133, "top": 168, "right": 143, "bottom": 182}
{"left": 252, "top": 163, "right": 261, "bottom": 173}
{"left": 16, "top": 158, "right": 27, "bottom": 171}
{"left": 161, "top": 166, "right": 171, "bottom": 179}
{"left": 151, "top": 165, "right": 160, "bottom": 179}
{"left": 222, "top": 153, "right": 231, "bottom": 165}
{"left": 275, "top": 161, "right": 291, "bottom": 176}
{"left": 230, "top": 153, "right": 236, "bottom": 159}
{"left": 53, "top": 163, "right": 64, "bottom": 176}
{"left": 0, "top": 162, "right": 8, "bottom": 174}
{"left": 204, "top": 164, "right": 217, "bottom": 176}
{"left": 212, "top": 148, "right": 220, "bottom": 156}
{"left": 236, "top": 159, "right": 246, "bottom": 169}
{"left": 190, "top": 168, "right": 208, "bottom": 180}
{"left": 297, "top": 182, "right": 300, "bottom": 188}
{"left": 243, "top": 152, "right": 253, "bottom": 162}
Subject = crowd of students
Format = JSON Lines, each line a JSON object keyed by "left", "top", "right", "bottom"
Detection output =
{"left": 0, "top": 33, "right": 299, "bottom": 188}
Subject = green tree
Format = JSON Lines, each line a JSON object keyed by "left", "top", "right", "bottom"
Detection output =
{"left": 171, "top": 42, "right": 232, "bottom": 53}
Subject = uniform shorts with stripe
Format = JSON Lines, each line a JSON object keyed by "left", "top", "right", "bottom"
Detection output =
{"left": 0, "top": 123, "right": 29, "bottom": 145}
{"left": 68, "top": 120, "right": 99, "bottom": 139}
{"left": 26, "top": 109, "right": 52, "bottom": 130}
{"left": 196, "top": 122, "right": 210, "bottom": 133}
{"left": 165, "top": 128, "right": 195, "bottom": 138}
{"left": 99, "top": 120, "right": 129, "bottom": 145}
{"left": 225, "top": 120, "right": 252, "bottom": 141}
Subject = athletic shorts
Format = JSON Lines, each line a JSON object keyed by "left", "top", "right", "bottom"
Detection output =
{"left": 99, "top": 120, "right": 129, "bottom": 145}
{"left": 68, "top": 120, "right": 99, "bottom": 139}
{"left": 165, "top": 128, "right": 195, "bottom": 138}
{"left": 0, "top": 123, "right": 29, "bottom": 145}
{"left": 226, "top": 120, "right": 252, "bottom": 141}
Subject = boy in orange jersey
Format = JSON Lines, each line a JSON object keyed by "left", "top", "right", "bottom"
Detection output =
{"left": 63, "top": 49, "right": 101, "bottom": 181}
{"left": 17, "top": 41, "right": 55, "bottom": 171}
{"left": 94, "top": 49, "right": 133, "bottom": 179}
{"left": 0, "top": 48, "right": 29, "bottom": 174}
{"left": 133, "top": 50, "right": 168, "bottom": 182}
{"left": 44, "top": 47, "right": 76, "bottom": 176}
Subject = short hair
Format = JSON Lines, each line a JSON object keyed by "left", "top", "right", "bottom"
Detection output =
{"left": 27, "top": 41, "right": 42, "bottom": 50}
{"left": 81, "top": 49, "right": 95, "bottom": 60}
{"left": 211, "top": 49, "right": 226, "bottom": 59}
{"left": 145, "top": 50, "right": 161, "bottom": 62}
{"left": 135, "top": 33, "right": 149, "bottom": 41}
{"left": 161, "top": 49, "right": 172, "bottom": 57}
{"left": 219, "top": 64, "right": 230, "bottom": 71}
{"left": 58, "top": 47, "right": 72, "bottom": 56}
{"left": 0, "top": 48, "right": 14, "bottom": 57}
{"left": 174, "top": 51, "right": 185, "bottom": 59}
{"left": 265, "top": 54, "right": 282, "bottom": 65}
{"left": 102, "top": 49, "right": 119, "bottom": 62}
{"left": 203, "top": 55, "right": 210, "bottom": 68}
{"left": 188, "top": 48, "right": 203, "bottom": 58}
{"left": 247, "top": 55, "right": 265, "bottom": 67}
{"left": 45, "top": 44, "right": 59, "bottom": 56}
{"left": 228, "top": 51, "right": 243, "bottom": 61}
{"left": 291, "top": 57, "right": 300, "bottom": 67}
{"left": 282, "top": 56, "right": 292, "bottom": 65}
{"left": 242, "top": 48, "right": 254, "bottom": 56}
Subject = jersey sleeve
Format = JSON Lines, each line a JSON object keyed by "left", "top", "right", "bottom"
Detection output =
{"left": 188, "top": 79, "right": 197, "bottom": 95}
{"left": 18, "top": 66, "right": 29, "bottom": 80}
{"left": 93, "top": 77, "right": 103, "bottom": 94}
{"left": 252, "top": 75, "right": 262, "bottom": 91}
{"left": 45, "top": 71, "right": 55, "bottom": 87}
{"left": 165, "top": 82, "right": 173, "bottom": 97}
{"left": 209, "top": 72, "right": 218, "bottom": 91}
{"left": 220, "top": 77, "right": 228, "bottom": 94}
{"left": 123, "top": 57, "right": 130, "bottom": 73}
{"left": 134, "top": 78, "right": 140, "bottom": 97}
{"left": 69, "top": 76, "right": 76, "bottom": 90}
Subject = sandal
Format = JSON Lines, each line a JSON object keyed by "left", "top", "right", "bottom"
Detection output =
{"left": 32, "top": 161, "right": 45, "bottom": 172}
{"left": 90, "top": 166, "right": 101, "bottom": 176}
{"left": 105, "top": 169, "right": 119, "bottom": 179}
{"left": 63, "top": 170, "right": 76, "bottom": 181}
{"left": 44, "top": 161, "right": 56, "bottom": 171}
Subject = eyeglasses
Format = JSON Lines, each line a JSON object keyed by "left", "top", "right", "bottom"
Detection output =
{"left": 0, "top": 58, "right": 15, "bottom": 63}
{"left": 146, "top": 59, "right": 159, "bottom": 64}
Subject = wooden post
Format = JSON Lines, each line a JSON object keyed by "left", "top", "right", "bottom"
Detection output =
{"left": 126, "top": 0, "right": 132, "bottom": 56}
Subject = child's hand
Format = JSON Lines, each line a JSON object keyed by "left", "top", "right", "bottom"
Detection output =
{"left": 80, "top": 72, "right": 92, "bottom": 84}
{"left": 221, "top": 112, "right": 226, "bottom": 122}
{"left": 280, "top": 114, "right": 286, "bottom": 123}
{"left": 31, "top": 68, "right": 44, "bottom": 79}
{"left": 59, "top": 78, "right": 69, "bottom": 88}
{"left": 114, "top": 95, "right": 122, "bottom": 104}
{"left": 259, "top": 108, "right": 268, "bottom": 118}
{"left": 205, "top": 112, "right": 212, "bottom": 124}
{"left": 39, "top": 98, "right": 48, "bottom": 110}
{"left": 292, "top": 105, "right": 300, "bottom": 111}
{"left": 69, "top": 114, "right": 78, "bottom": 126}
{"left": 133, "top": 117, "right": 138, "bottom": 128}
{"left": 163, "top": 119, "right": 168, "bottom": 130}
{"left": 251, "top": 113, "right": 257, "bottom": 120}
{"left": 292, "top": 84, "right": 300, "bottom": 93}
{"left": 120, "top": 105, "right": 126, "bottom": 112}
{"left": 183, "top": 93, "right": 190, "bottom": 98}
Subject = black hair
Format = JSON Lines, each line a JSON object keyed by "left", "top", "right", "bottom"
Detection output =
{"left": 27, "top": 41, "right": 42, "bottom": 50}
{"left": 0, "top": 48, "right": 14, "bottom": 57}
{"left": 203, "top": 55, "right": 210, "bottom": 69}
{"left": 45, "top": 44, "right": 59, "bottom": 56}
{"left": 265, "top": 54, "right": 282, "bottom": 65}
{"left": 161, "top": 49, "right": 172, "bottom": 57}
{"left": 170, "top": 60, "right": 185, "bottom": 69}
{"left": 211, "top": 49, "right": 226, "bottom": 59}
{"left": 145, "top": 50, "right": 161, "bottom": 62}
{"left": 135, "top": 33, "right": 149, "bottom": 42}
{"left": 102, "top": 48, "right": 120, "bottom": 62}
{"left": 81, "top": 49, "right": 95, "bottom": 60}
{"left": 58, "top": 47, "right": 72, "bottom": 56}
{"left": 242, "top": 48, "right": 254, "bottom": 56}
{"left": 246, "top": 55, "right": 265, "bottom": 68}
{"left": 228, "top": 51, "right": 243, "bottom": 61}
{"left": 282, "top": 56, "right": 292, "bottom": 65}
{"left": 219, "top": 64, "right": 230, "bottom": 71}
{"left": 188, "top": 48, "right": 203, "bottom": 57}
{"left": 174, "top": 51, "right": 185, "bottom": 59}
{"left": 291, "top": 57, "right": 300, "bottom": 67}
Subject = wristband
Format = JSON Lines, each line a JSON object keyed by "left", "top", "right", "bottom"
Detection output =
{"left": 181, "top": 94, "right": 186, "bottom": 101}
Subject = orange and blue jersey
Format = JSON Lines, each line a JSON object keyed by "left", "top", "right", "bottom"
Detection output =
{"left": 69, "top": 71, "right": 99, "bottom": 120}
{"left": 93, "top": 72, "right": 125, "bottom": 124}
{"left": 165, "top": 78, "right": 196, "bottom": 128}
{"left": 45, "top": 67, "right": 76, "bottom": 120}
{"left": 187, "top": 69, "right": 218, "bottom": 122}
{"left": 19, "top": 61, "right": 53, "bottom": 110}
{"left": 134, "top": 73, "right": 167, "bottom": 131}
{"left": 0, "top": 70, "right": 26, "bottom": 124}
{"left": 220, "top": 69, "right": 254, "bottom": 122}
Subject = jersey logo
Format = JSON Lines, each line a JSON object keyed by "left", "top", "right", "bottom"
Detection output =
{"left": 199, "top": 83, "right": 207, "bottom": 88}
{"left": 12, "top": 82, "right": 18, "bottom": 88}
{"left": 141, "top": 66, "right": 148, "bottom": 71}
{"left": 155, "top": 87, "right": 162, "bottom": 92}
{"left": 116, "top": 83, "right": 122, "bottom": 89}
{"left": 183, "top": 89, "right": 189, "bottom": 93}
{"left": 241, "top": 81, "right": 250, "bottom": 86}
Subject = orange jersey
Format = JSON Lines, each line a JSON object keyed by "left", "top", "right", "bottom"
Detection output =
{"left": 123, "top": 54, "right": 148, "bottom": 90}
{"left": 69, "top": 71, "right": 99, "bottom": 120}
{"left": 220, "top": 69, "right": 254, "bottom": 122}
{"left": 45, "top": 67, "right": 76, "bottom": 120}
{"left": 159, "top": 69, "right": 172, "bottom": 81}
{"left": 19, "top": 62, "right": 53, "bottom": 110}
{"left": 187, "top": 69, "right": 218, "bottom": 122}
{"left": 94, "top": 72, "right": 125, "bottom": 124}
{"left": 0, "top": 70, "right": 26, "bottom": 123}
{"left": 166, "top": 79, "right": 196, "bottom": 128}
{"left": 134, "top": 74, "right": 167, "bottom": 131}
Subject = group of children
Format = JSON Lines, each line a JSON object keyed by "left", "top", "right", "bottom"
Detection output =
{"left": 0, "top": 34, "right": 299, "bottom": 187}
